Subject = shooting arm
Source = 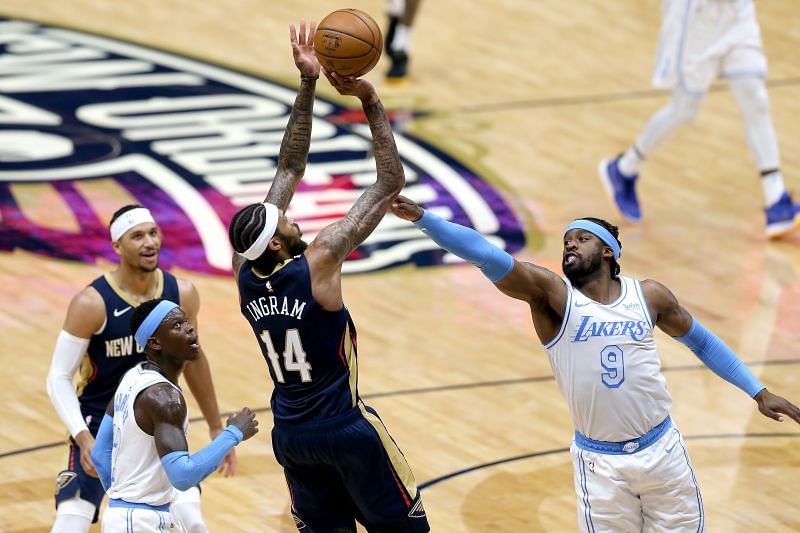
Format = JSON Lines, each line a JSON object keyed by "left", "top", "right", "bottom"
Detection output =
{"left": 265, "top": 78, "right": 316, "bottom": 210}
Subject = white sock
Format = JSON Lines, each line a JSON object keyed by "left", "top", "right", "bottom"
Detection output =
{"left": 390, "top": 24, "right": 412, "bottom": 53}
{"left": 761, "top": 171, "right": 786, "bottom": 207}
{"left": 618, "top": 147, "right": 644, "bottom": 177}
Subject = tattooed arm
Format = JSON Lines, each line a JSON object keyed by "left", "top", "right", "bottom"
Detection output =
{"left": 264, "top": 20, "right": 320, "bottom": 211}
{"left": 305, "top": 72, "right": 405, "bottom": 309}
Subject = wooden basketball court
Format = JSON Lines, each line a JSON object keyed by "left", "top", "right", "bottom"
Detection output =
{"left": 1, "top": 0, "right": 799, "bottom": 530}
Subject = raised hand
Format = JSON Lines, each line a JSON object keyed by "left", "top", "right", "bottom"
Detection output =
{"left": 322, "top": 69, "right": 378, "bottom": 104}
{"left": 390, "top": 195, "right": 424, "bottom": 222}
{"left": 755, "top": 389, "right": 800, "bottom": 424}
{"left": 227, "top": 407, "right": 259, "bottom": 440}
{"left": 289, "top": 20, "right": 320, "bottom": 79}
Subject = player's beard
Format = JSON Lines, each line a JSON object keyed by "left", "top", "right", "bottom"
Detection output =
{"left": 563, "top": 252, "right": 602, "bottom": 284}
{"left": 288, "top": 238, "right": 308, "bottom": 257}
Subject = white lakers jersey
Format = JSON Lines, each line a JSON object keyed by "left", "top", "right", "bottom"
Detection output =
{"left": 107, "top": 363, "right": 187, "bottom": 505}
{"left": 544, "top": 276, "right": 672, "bottom": 441}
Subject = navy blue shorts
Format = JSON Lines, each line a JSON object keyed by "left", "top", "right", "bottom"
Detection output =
{"left": 272, "top": 405, "right": 429, "bottom": 532}
{"left": 54, "top": 411, "right": 104, "bottom": 522}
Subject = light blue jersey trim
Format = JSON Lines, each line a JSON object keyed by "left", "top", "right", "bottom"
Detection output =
{"left": 633, "top": 279, "right": 654, "bottom": 328}
{"left": 109, "top": 499, "right": 170, "bottom": 512}
{"left": 574, "top": 416, "right": 672, "bottom": 455}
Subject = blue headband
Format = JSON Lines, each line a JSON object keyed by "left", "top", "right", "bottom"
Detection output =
{"left": 565, "top": 220, "right": 621, "bottom": 259}
{"left": 134, "top": 300, "right": 179, "bottom": 348}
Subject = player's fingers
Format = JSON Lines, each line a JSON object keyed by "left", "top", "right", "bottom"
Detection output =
{"left": 308, "top": 21, "right": 317, "bottom": 43}
{"left": 299, "top": 19, "right": 306, "bottom": 45}
{"left": 761, "top": 405, "right": 784, "bottom": 422}
{"left": 289, "top": 25, "right": 297, "bottom": 45}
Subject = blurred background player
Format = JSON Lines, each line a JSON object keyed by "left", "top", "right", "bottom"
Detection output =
{"left": 600, "top": 0, "right": 800, "bottom": 238}
{"left": 227, "top": 21, "right": 429, "bottom": 532}
{"left": 46, "top": 205, "right": 234, "bottom": 533}
{"left": 385, "top": 0, "right": 422, "bottom": 80}
{"left": 91, "top": 299, "right": 258, "bottom": 533}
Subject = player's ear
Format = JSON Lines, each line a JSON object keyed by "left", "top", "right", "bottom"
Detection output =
{"left": 267, "top": 237, "right": 282, "bottom": 252}
{"left": 147, "top": 337, "right": 161, "bottom": 351}
{"left": 111, "top": 239, "right": 123, "bottom": 257}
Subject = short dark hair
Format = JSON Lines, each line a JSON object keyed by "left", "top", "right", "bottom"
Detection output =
{"left": 129, "top": 298, "right": 167, "bottom": 337}
{"left": 109, "top": 204, "right": 145, "bottom": 230}
{"left": 228, "top": 203, "right": 282, "bottom": 273}
{"left": 579, "top": 217, "right": 622, "bottom": 279}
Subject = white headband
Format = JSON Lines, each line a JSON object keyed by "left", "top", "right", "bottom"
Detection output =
{"left": 242, "top": 203, "right": 280, "bottom": 260}
{"left": 110, "top": 208, "right": 156, "bottom": 241}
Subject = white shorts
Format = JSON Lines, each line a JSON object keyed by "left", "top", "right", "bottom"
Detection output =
{"left": 652, "top": 0, "right": 767, "bottom": 94}
{"left": 102, "top": 502, "right": 185, "bottom": 533}
{"left": 570, "top": 421, "right": 704, "bottom": 532}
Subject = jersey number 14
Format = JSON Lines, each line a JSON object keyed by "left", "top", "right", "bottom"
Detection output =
{"left": 259, "top": 329, "right": 313, "bottom": 383}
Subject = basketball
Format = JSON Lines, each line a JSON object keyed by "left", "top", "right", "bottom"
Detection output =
{"left": 314, "top": 9, "right": 383, "bottom": 78}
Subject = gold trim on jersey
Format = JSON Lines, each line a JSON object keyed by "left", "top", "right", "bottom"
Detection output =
{"left": 342, "top": 322, "right": 358, "bottom": 407}
{"left": 103, "top": 269, "right": 164, "bottom": 306}
{"left": 357, "top": 401, "right": 419, "bottom": 500}
{"left": 252, "top": 257, "right": 295, "bottom": 279}
{"left": 75, "top": 353, "right": 93, "bottom": 398}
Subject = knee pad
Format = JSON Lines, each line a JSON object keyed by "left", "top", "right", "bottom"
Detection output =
{"left": 731, "top": 77, "right": 770, "bottom": 118}
{"left": 52, "top": 498, "right": 96, "bottom": 533}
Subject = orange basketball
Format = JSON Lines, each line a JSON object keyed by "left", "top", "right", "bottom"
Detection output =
{"left": 314, "top": 9, "right": 383, "bottom": 78}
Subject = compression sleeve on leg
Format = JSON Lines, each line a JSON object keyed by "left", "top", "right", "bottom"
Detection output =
{"left": 160, "top": 426, "right": 243, "bottom": 491}
{"left": 413, "top": 210, "right": 515, "bottom": 282}
{"left": 674, "top": 318, "right": 765, "bottom": 398}
{"left": 91, "top": 414, "right": 114, "bottom": 491}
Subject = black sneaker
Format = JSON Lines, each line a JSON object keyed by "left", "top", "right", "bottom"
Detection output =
{"left": 386, "top": 50, "right": 409, "bottom": 80}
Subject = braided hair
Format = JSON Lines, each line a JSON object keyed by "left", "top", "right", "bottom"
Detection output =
{"left": 228, "top": 203, "right": 282, "bottom": 273}
{"left": 579, "top": 217, "right": 622, "bottom": 279}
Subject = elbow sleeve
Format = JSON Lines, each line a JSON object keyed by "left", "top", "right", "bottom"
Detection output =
{"left": 160, "top": 426, "right": 243, "bottom": 490}
{"left": 47, "top": 330, "right": 91, "bottom": 438}
{"left": 675, "top": 318, "right": 765, "bottom": 398}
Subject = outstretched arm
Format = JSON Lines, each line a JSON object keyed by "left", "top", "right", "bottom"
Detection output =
{"left": 264, "top": 20, "right": 320, "bottom": 211}
{"left": 137, "top": 385, "right": 259, "bottom": 491}
{"left": 307, "top": 74, "right": 404, "bottom": 271}
{"left": 644, "top": 279, "right": 800, "bottom": 424}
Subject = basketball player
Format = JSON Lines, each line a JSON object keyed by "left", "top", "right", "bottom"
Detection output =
{"left": 227, "top": 21, "right": 429, "bottom": 532}
{"left": 390, "top": 195, "right": 800, "bottom": 531}
{"left": 600, "top": 0, "right": 799, "bottom": 238}
{"left": 385, "top": 0, "right": 422, "bottom": 80}
{"left": 90, "top": 299, "right": 258, "bottom": 532}
{"left": 45, "top": 205, "right": 234, "bottom": 533}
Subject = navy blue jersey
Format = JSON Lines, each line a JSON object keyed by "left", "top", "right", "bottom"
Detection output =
{"left": 238, "top": 255, "right": 358, "bottom": 424}
{"left": 77, "top": 270, "right": 179, "bottom": 416}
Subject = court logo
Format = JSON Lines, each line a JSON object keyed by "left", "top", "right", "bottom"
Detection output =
{"left": 0, "top": 19, "right": 525, "bottom": 275}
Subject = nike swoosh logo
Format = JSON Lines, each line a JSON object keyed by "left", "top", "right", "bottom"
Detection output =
{"left": 575, "top": 301, "right": 592, "bottom": 307}
{"left": 113, "top": 306, "right": 132, "bottom": 317}
{"left": 665, "top": 439, "right": 679, "bottom": 453}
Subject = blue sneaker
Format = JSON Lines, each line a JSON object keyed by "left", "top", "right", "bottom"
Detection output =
{"left": 765, "top": 192, "right": 800, "bottom": 239}
{"left": 599, "top": 157, "right": 642, "bottom": 222}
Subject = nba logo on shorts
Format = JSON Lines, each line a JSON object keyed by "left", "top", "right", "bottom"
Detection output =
{"left": 623, "top": 441, "right": 640, "bottom": 454}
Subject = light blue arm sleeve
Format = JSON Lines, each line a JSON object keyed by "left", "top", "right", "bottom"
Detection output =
{"left": 413, "top": 210, "right": 515, "bottom": 282}
{"left": 674, "top": 318, "right": 766, "bottom": 398}
{"left": 160, "top": 425, "right": 243, "bottom": 491}
{"left": 91, "top": 414, "right": 113, "bottom": 491}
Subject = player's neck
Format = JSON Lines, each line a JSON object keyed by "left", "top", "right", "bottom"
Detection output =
{"left": 112, "top": 265, "right": 159, "bottom": 303}
{"left": 574, "top": 275, "right": 621, "bottom": 304}
{"left": 143, "top": 359, "right": 182, "bottom": 384}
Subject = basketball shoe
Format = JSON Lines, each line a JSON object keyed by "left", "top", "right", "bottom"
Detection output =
{"left": 386, "top": 49, "right": 409, "bottom": 81}
{"left": 599, "top": 156, "right": 642, "bottom": 222}
{"left": 765, "top": 192, "right": 800, "bottom": 239}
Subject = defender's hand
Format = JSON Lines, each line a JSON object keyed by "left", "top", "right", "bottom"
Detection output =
{"left": 755, "top": 389, "right": 800, "bottom": 424}
{"left": 227, "top": 407, "right": 259, "bottom": 441}
{"left": 390, "top": 195, "right": 424, "bottom": 222}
